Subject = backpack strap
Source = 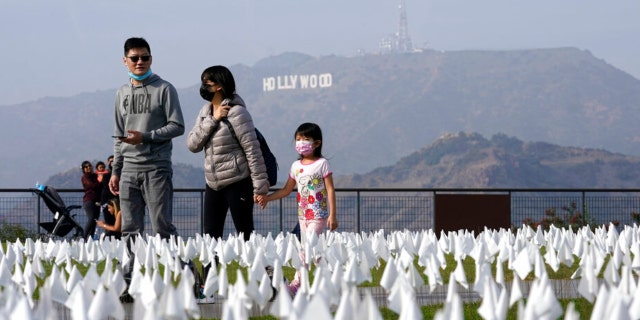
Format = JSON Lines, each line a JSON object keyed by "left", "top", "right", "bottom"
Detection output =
{"left": 223, "top": 119, "right": 278, "bottom": 186}
{"left": 221, "top": 119, "right": 239, "bottom": 144}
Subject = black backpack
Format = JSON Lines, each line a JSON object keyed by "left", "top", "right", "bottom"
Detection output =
{"left": 223, "top": 120, "right": 278, "bottom": 186}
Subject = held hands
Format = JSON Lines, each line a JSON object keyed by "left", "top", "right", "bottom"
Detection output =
{"left": 254, "top": 194, "right": 270, "bottom": 209}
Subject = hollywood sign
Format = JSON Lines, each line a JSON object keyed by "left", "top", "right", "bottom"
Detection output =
{"left": 263, "top": 73, "right": 332, "bottom": 92}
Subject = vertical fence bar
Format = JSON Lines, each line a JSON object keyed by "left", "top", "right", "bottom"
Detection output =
{"left": 431, "top": 190, "right": 436, "bottom": 231}
{"left": 509, "top": 190, "right": 512, "bottom": 227}
{"left": 279, "top": 197, "right": 284, "bottom": 233}
{"left": 582, "top": 191, "right": 586, "bottom": 226}
{"left": 37, "top": 197, "right": 41, "bottom": 235}
{"left": 199, "top": 190, "right": 204, "bottom": 235}
{"left": 356, "top": 190, "right": 361, "bottom": 234}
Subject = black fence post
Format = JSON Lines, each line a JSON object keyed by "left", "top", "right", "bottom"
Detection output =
{"left": 199, "top": 190, "right": 204, "bottom": 235}
{"left": 279, "top": 197, "right": 284, "bottom": 233}
{"left": 356, "top": 190, "right": 361, "bottom": 234}
{"left": 37, "top": 197, "right": 41, "bottom": 235}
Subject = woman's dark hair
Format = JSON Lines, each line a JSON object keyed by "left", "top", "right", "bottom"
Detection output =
{"left": 124, "top": 37, "right": 151, "bottom": 55}
{"left": 295, "top": 122, "right": 323, "bottom": 158}
{"left": 201, "top": 65, "right": 236, "bottom": 99}
{"left": 81, "top": 160, "right": 92, "bottom": 170}
{"left": 96, "top": 161, "right": 106, "bottom": 169}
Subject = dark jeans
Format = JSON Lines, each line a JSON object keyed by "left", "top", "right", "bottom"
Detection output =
{"left": 204, "top": 177, "right": 255, "bottom": 241}
{"left": 291, "top": 222, "right": 301, "bottom": 240}
{"left": 82, "top": 201, "right": 100, "bottom": 240}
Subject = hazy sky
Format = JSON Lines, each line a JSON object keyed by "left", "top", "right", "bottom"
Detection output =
{"left": 1, "top": 0, "right": 638, "bottom": 106}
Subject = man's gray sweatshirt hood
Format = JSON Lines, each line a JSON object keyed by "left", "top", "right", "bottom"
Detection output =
{"left": 112, "top": 73, "right": 185, "bottom": 176}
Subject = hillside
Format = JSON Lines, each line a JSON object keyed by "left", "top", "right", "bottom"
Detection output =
{"left": 334, "top": 132, "right": 640, "bottom": 188}
{"left": 3, "top": 47, "right": 640, "bottom": 188}
{"left": 47, "top": 132, "right": 640, "bottom": 189}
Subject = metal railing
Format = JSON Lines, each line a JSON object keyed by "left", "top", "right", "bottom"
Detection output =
{"left": 1, "top": 188, "right": 639, "bottom": 239}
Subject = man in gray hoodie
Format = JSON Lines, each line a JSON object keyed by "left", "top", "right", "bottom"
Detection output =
{"left": 108, "top": 37, "right": 184, "bottom": 247}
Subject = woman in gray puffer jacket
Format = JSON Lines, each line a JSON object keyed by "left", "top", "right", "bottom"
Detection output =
{"left": 187, "top": 65, "right": 269, "bottom": 242}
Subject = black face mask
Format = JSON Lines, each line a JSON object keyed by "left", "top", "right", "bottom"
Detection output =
{"left": 200, "top": 83, "right": 215, "bottom": 101}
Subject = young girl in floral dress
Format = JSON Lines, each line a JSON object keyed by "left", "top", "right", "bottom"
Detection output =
{"left": 258, "top": 122, "right": 338, "bottom": 296}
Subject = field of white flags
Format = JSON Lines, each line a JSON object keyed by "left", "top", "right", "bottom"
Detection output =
{"left": 2, "top": 223, "right": 640, "bottom": 319}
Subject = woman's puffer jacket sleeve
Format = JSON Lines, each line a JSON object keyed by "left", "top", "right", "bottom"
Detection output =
{"left": 187, "top": 95, "right": 270, "bottom": 195}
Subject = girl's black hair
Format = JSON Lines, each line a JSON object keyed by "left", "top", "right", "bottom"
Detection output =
{"left": 201, "top": 65, "right": 236, "bottom": 100}
{"left": 295, "top": 122, "right": 323, "bottom": 159}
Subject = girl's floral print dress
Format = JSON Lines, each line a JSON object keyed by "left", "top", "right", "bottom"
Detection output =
{"left": 290, "top": 158, "right": 332, "bottom": 220}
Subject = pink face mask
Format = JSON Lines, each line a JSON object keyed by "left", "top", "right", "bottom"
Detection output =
{"left": 295, "top": 140, "right": 314, "bottom": 156}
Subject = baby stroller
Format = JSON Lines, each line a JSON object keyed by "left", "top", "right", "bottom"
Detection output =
{"left": 31, "top": 185, "right": 84, "bottom": 239}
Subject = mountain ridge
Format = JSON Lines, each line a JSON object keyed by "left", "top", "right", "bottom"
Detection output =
{"left": 45, "top": 132, "right": 640, "bottom": 190}
{"left": 334, "top": 132, "right": 640, "bottom": 188}
{"left": 3, "top": 47, "right": 640, "bottom": 188}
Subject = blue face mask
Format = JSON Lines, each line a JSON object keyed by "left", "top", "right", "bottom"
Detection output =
{"left": 128, "top": 69, "right": 152, "bottom": 81}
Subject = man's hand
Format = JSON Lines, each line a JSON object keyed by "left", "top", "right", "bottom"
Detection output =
{"left": 109, "top": 175, "right": 120, "bottom": 195}
{"left": 120, "top": 130, "right": 143, "bottom": 145}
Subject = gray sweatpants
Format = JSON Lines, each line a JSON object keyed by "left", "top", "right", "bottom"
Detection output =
{"left": 118, "top": 169, "right": 178, "bottom": 239}
{"left": 119, "top": 169, "right": 178, "bottom": 283}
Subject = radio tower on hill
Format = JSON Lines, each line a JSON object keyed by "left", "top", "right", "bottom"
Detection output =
{"left": 379, "top": 0, "right": 413, "bottom": 53}
{"left": 396, "top": 0, "right": 413, "bottom": 52}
